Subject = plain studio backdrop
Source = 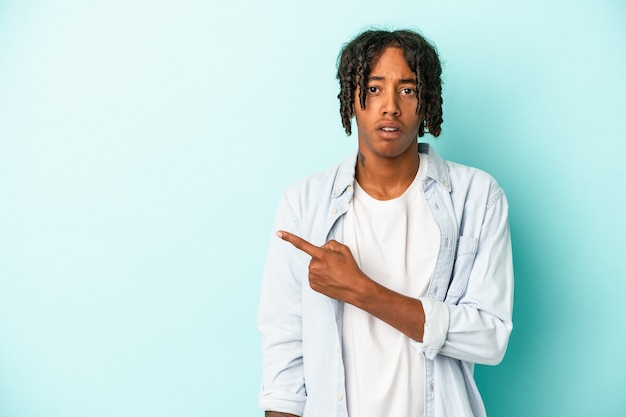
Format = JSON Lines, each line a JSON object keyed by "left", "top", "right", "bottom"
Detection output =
{"left": 1, "top": 0, "right": 625, "bottom": 416}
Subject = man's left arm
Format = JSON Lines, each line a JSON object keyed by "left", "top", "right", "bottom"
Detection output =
{"left": 276, "top": 193, "right": 513, "bottom": 366}
{"left": 421, "top": 192, "right": 513, "bottom": 365}
{"left": 275, "top": 232, "right": 427, "bottom": 342}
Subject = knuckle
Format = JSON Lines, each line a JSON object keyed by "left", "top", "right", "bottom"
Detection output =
{"left": 309, "top": 261, "right": 320, "bottom": 273}
{"left": 323, "top": 242, "right": 338, "bottom": 252}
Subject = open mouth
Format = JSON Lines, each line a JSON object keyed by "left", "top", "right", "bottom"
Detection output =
{"left": 380, "top": 127, "right": 399, "bottom": 132}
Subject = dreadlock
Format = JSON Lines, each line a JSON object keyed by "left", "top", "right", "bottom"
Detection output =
{"left": 336, "top": 29, "right": 443, "bottom": 137}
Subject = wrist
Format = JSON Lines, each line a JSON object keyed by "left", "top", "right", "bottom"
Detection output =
{"left": 350, "top": 273, "right": 379, "bottom": 309}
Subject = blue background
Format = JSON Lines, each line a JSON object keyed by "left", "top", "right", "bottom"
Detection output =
{"left": 1, "top": 0, "right": 625, "bottom": 416}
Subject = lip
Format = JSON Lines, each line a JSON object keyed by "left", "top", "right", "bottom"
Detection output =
{"left": 376, "top": 122, "right": 402, "bottom": 138}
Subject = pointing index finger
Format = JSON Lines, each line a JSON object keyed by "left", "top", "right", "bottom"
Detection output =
{"left": 276, "top": 230, "right": 323, "bottom": 257}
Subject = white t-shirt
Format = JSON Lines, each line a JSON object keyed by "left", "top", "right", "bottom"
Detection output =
{"left": 342, "top": 154, "right": 440, "bottom": 417}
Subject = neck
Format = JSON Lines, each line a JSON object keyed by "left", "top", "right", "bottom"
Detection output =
{"left": 355, "top": 145, "right": 420, "bottom": 201}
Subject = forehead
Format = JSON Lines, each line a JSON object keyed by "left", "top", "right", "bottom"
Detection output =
{"left": 369, "top": 47, "right": 415, "bottom": 79}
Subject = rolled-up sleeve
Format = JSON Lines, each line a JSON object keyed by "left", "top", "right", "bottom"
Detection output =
{"left": 420, "top": 296, "right": 450, "bottom": 359}
{"left": 421, "top": 192, "right": 514, "bottom": 365}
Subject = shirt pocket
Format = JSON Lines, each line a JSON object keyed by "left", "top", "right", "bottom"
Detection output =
{"left": 445, "top": 236, "right": 478, "bottom": 304}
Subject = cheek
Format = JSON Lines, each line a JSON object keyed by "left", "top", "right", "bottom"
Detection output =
{"left": 400, "top": 98, "right": 418, "bottom": 112}
{"left": 353, "top": 108, "right": 370, "bottom": 127}
{"left": 355, "top": 101, "right": 380, "bottom": 121}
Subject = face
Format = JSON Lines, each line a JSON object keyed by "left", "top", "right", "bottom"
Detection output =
{"left": 354, "top": 47, "right": 422, "bottom": 162}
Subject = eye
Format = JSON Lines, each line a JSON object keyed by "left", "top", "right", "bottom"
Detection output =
{"left": 401, "top": 88, "right": 416, "bottom": 95}
{"left": 367, "top": 86, "right": 379, "bottom": 94}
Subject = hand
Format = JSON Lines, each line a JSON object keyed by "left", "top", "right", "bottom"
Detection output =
{"left": 276, "top": 230, "right": 368, "bottom": 303}
{"left": 277, "top": 230, "right": 425, "bottom": 341}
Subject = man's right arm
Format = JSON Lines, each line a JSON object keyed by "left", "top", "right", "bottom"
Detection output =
{"left": 258, "top": 194, "right": 307, "bottom": 416}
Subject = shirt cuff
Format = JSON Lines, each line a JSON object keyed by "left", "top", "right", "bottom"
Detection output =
{"left": 419, "top": 297, "right": 450, "bottom": 360}
{"left": 258, "top": 390, "right": 306, "bottom": 416}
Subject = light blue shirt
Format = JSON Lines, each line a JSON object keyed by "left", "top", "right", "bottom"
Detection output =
{"left": 258, "top": 143, "right": 514, "bottom": 417}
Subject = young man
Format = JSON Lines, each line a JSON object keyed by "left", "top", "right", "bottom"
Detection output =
{"left": 258, "top": 29, "right": 514, "bottom": 417}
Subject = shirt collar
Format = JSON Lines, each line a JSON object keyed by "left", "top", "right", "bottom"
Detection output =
{"left": 332, "top": 150, "right": 358, "bottom": 198}
{"left": 332, "top": 143, "right": 452, "bottom": 198}
{"left": 419, "top": 143, "right": 451, "bottom": 192}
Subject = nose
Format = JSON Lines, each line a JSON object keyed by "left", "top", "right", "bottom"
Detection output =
{"left": 382, "top": 90, "right": 400, "bottom": 116}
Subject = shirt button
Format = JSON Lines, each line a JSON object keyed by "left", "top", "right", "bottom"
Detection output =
{"left": 337, "top": 346, "right": 341, "bottom": 353}
{"left": 331, "top": 208, "right": 338, "bottom": 214}
{"left": 443, "top": 181, "right": 449, "bottom": 188}
{"left": 337, "top": 394, "right": 343, "bottom": 401}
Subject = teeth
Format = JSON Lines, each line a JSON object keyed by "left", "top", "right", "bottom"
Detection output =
{"left": 381, "top": 127, "right": 398, "bottom": 131}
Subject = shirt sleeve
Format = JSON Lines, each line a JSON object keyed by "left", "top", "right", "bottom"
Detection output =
{"left": 421, "top": 192, "right": 514, "bottom": 365}
{"left": 420, "top": 296, "right": 450, "bottom": 357}
{"left": 258, "top": 194, "right": 307, "bottom": 416}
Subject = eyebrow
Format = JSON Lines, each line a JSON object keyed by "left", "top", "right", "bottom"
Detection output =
{"left": 367, "top": 76, "right": 417, "bottom": 84}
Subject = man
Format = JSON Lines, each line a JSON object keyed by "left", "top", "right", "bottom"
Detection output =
{"left": 258, "top": 29, "right": 513, "bottom": 417}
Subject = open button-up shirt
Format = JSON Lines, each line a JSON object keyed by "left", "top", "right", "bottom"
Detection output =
{"left": 258, "top": 143, "right": 514, "bottom": 417}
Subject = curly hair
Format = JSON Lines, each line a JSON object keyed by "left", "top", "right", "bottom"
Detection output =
{"left": 336, "top": 29, "right": 443, "bottom": 137}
